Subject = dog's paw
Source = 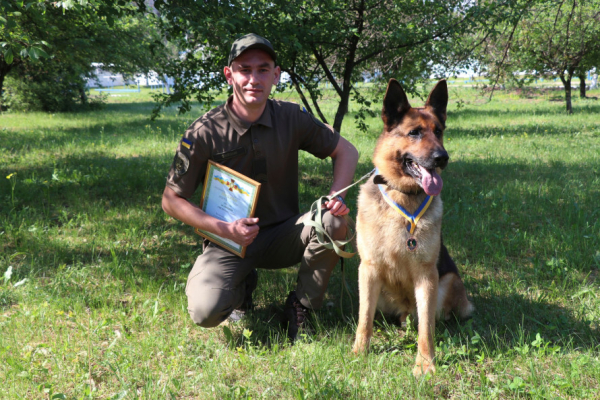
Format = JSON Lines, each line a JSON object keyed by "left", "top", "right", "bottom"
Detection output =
{"left": 413, "top": 362, "right": 436, "bottom": 377}
{"left": 352, "top": 336, "right": 370, "bottom": 355}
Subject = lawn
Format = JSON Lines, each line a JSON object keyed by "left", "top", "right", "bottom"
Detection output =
{"left": 1, "top": 84, "right": 599, "bottom": 399}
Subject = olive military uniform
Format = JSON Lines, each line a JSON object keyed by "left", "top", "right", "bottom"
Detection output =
{"left": 166, "top": 96, "right": 348, "bottom": 327}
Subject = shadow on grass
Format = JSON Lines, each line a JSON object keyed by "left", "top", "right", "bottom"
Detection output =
{"left": 218, "top": 154, "right": 600, "bottom": 351}
{"left": 449, "top": 102, "right": 600, "bottom": 120}
{"left": 0, "top": 100, "right": 226, "bottom": 154}
{"left": 221, "top": 266, "right": 600, "bottom": 354}
{"left": 1, "top": 153, "right": 173, "bottom": 214}
{"left": 469, "top": 291, "right": 598, "bottom": 348}
{"left": 100, "top": 101, "right": 225, "bottom": 114}
{"left": 446, "top": 121, "right": 600, "bottom": 139}
{"left": 1, "top": 117, "right": 184, "bottom": 154}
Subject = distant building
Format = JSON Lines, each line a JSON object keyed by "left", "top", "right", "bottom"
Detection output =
{"left": 85, "top": 63, "right": 173, "bottom": 88}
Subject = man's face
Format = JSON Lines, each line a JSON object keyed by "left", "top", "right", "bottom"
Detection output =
{"left": 224, "top": 49, "right": 280, "bottom": 112}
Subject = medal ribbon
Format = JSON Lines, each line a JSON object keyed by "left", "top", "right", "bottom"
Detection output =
{"left": 375, "top": 169, "right": 433, "bottom": 235}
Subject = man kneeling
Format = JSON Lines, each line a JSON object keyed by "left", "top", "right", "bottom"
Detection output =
{"left": 161, "top": 33, "right": 359, "bottom": 340}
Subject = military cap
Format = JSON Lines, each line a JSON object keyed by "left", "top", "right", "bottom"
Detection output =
{"left": 228, "top": 33, "right": 277, "bottom": 66}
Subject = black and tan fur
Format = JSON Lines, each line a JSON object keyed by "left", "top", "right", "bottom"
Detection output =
{"left": 352, "top": 79, "right": 474, "bottom": 376}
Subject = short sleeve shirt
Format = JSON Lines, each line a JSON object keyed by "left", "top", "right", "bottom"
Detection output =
{"left": 166, "top": 97, "right": 340, "bottom": 228}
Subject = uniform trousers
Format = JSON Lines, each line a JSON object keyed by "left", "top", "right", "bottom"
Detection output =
{"left": 186, "top": 210, "right": 348, "bottom": 327}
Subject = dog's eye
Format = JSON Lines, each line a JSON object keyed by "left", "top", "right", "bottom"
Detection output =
{"left": 434, "top": 129, "right": 443, "bottom": 137}
{"left": 408, "top": 129, "right": 420, "bottom": 137}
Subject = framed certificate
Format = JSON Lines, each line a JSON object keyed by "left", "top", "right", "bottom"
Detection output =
{"left": 195, "top": 160, "right": 261, "bottom": 258}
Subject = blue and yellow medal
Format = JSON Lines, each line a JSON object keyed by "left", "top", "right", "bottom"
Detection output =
{"left": 376, "top": 172, "right": 434, "bottom": 251}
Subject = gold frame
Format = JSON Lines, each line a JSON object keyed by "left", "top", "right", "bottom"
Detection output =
{"left": 195, "top": 160, "right": 261, "bottom": 258}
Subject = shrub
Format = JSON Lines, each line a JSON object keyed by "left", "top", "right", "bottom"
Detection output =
{"left": 3, "top": 61, "right": 106, "bottom": 112}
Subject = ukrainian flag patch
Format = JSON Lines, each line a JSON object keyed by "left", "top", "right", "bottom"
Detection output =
{"left": 181, "top": 137, "right": 192, "bottom": 150}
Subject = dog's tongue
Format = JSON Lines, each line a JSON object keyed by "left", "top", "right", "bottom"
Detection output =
{"left": 418, "top": 165, "right": 443, "bottom": 196}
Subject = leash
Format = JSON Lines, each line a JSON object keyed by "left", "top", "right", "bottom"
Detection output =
{"left": 304, "top": 168, "right": 375, "bottom": 319}
{"left": 327, "top": 168, "right": 377, "bottom": 203}
{"left": 303, "top": 168, "right": 376, "bottom": 259}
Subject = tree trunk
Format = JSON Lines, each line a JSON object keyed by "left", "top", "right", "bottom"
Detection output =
{"left": 333, "top": 88, "right": 350, "bottom": 133}
{"left": 289, "top": 73, "right": 330, "bottom": 125}
{"left": 314, "top": 0, "right": 365, "bottom": 133}
{"left": 289, "top": 74, "right": 316, "bottom": 115}
{"left": 79, "top": 83, "right": 88, "bottom": 104}
{"left": 579, "top": 73, "right": 586, "bottom": 98}
{"left": 559, "top": 75, "right": 573, "bottom": 114}
{"left": 0, "top": 72, "right": 5, "bottom": 111}
{"left": 305, "top": 84, "right": 329, "bottom": 125}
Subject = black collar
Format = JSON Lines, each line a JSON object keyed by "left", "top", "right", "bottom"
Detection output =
{"left": 373, "top": 174, "right": 423, "bottom": 196}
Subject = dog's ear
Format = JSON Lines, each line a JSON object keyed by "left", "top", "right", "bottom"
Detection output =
{"left": 425, "top": 79, "right": 448, "bottom": 125}
{"left": 382, "top": 79, "right": 411, "bottom": 129}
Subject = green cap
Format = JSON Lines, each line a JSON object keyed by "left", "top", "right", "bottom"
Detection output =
{"left": 228, "top": 33, "right": 277, "bottom": 66}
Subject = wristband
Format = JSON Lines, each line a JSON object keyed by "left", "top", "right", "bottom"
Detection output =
{"left": 333, "top": 195, "right": 345, "bottom": 204}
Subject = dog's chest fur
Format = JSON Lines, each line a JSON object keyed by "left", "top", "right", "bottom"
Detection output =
{"left": 356, "top": 179, "right": 443, "bottom": 313}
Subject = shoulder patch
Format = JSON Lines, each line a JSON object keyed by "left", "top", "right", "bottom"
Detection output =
{"left": 174, "top": 151, "right": 189, "bottom": 175}
{"left": 181, "top": 137, "right": 193, "bottom": 150}
{"left": 299, "top": 104, "right": 307, "bottom": 113}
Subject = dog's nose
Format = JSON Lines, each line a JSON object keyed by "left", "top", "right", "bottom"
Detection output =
{"left": 432, "top": 150, "right": 449, "bottom": 169}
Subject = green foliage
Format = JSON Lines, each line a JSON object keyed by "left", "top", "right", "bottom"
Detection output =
{"left": 3, "top": 70, "right": 104, "bottom": 113}
{"left": 0, "top": 0, "right": 168, "bottom": 111}
{"left": 474, "top": 0, "right": 600, "bottom": 113}
{"left": 151, "top": 0, "right": 521, "bottom": 132}
{"left": 515, "top": 0, "right": 600, "bottom": 112}
{"left": 0, "top": 0, "right": 50, "bottom": 66}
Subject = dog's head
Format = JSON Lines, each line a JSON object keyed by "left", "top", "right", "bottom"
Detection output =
{"left": 373, "top": 79, "right": 449, "bottom": 196}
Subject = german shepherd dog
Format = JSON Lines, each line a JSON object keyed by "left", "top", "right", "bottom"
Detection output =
{"left": 352, "top": 79, "right": 474, "bottom": 376}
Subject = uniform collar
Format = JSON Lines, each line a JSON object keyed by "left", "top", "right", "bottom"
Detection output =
{"left": 224, "top": 96, "right": 274, "bottom": 135}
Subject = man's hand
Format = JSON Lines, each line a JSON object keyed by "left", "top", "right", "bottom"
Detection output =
{"left": 228, "top": 218, "right": 260, "bottom": 246}
{"left": 325, "top": 196, "right": 350, "bottom": 217}
{"left": 162, "top": 187, "right": 260, "bottom": 246}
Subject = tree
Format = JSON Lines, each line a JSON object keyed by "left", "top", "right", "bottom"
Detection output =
{"left": 497, "top": 0, "right": 600, "bottom": 113}
{"left": 575, "top": 45, "right": 600, "bottom": 98}
{"left": 151, "top": 0, "right": 520, "bottom": 132}
{"left": 524, "top": 0, "right": 599, "bottom": 112}
{"left": 1, "top": 0, "right": 168, "bottom": 111}
{"left": 0, "top": 0, "right": 50, "bottom": 107}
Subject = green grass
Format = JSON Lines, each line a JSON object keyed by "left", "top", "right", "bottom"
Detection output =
{"left": 1, "top": 85, "right": 600, "bottom": 399}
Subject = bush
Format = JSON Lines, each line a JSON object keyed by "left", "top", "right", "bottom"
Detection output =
{"left": 3, "top": 62, "right": 106, "bottom": 112}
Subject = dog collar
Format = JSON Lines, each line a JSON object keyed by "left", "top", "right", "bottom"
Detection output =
{"left": 375, "top": 168, "right": 433, "bottom": 235}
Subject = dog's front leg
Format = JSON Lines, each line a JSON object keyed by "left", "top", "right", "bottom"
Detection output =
{"left": 353, "top": 262, "right": 382, "bottom": 354}
{"left": 413, "top": 271, "right": 438, "bottom": 376}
